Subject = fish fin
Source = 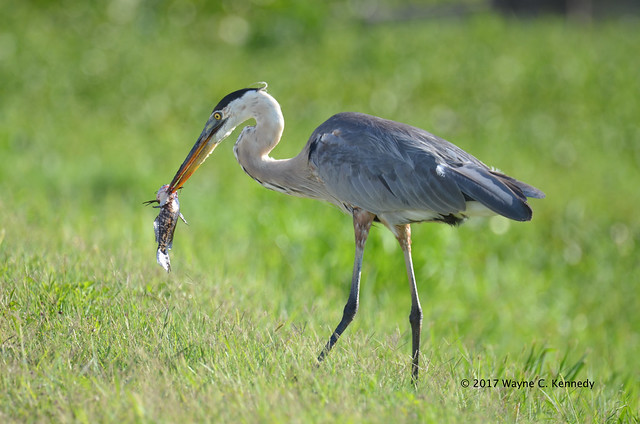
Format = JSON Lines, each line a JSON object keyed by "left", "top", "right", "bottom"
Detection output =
{"left": 157, "top": 249, "right": 171, "bottom": 273}
{"left": 153, "top": 218, "right": 161, "bottom": 243}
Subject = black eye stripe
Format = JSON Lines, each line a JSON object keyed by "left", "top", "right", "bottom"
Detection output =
{"left": 211, "top": 87, "right": 260, "bottom": 112}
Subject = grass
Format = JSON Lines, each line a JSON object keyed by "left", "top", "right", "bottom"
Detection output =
{"left": 1, "top": 1, "right": 639, "bottom": 422}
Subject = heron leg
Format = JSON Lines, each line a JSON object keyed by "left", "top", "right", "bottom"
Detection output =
{"left": 396, "top": 224, "right": 423, "bottom": 383}
{"left": 317, "top": 209, "right": 374, "bottom": 363}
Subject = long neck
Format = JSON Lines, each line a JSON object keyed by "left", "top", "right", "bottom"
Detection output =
{"left": 233, "top": 97, "right": 326, "bottom": 199}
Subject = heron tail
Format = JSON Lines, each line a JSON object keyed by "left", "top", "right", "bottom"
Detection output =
{"left": 449, "top": 165, "right": 544, "bottom": 222}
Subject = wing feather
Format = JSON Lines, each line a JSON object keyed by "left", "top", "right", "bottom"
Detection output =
{"left": 308, "top": 112, "right": 543, "bottom": 223}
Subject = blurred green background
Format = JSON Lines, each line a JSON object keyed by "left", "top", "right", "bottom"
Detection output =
{"left": 1, "top": 0, "right": 638, "bottom": 422}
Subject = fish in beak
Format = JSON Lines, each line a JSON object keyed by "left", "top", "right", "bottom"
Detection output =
{"left": 168, "top": 114, "right": 226, "bottom": 192}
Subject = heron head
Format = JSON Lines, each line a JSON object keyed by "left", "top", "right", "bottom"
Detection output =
{"left": 168, "top": 84, "right": 269, "bottom": 192}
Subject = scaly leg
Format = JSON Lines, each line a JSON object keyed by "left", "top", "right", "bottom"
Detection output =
{"left": 396, "top": 224, "right": 423, "bottom": 383}
{"left": 317, "top": 209, "right": 375, "bottom": 363}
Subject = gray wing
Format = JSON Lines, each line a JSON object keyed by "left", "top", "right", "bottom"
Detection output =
{"left": 308, "top": 112, "right": 543, "bottom": 223}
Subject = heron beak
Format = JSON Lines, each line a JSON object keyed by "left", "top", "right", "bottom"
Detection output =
{"left": 168, "top": 117, "right": 225, "bottom": 192}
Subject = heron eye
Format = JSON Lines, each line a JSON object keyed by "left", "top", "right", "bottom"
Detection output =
{"left": 213, "top": 112, "right": 222, "bottom": 120}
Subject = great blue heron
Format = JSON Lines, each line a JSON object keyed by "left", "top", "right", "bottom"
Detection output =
{"left": 167, "top": 84, "right": 544, "bottom": 382}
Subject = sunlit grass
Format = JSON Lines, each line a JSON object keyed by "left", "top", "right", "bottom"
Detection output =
{"left": 1, "top": 1, "right": 639, "bottom": 422}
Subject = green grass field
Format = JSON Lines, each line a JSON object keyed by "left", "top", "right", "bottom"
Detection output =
{"left": 1, "top": 1, "right": 639, "bottom": 422}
